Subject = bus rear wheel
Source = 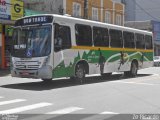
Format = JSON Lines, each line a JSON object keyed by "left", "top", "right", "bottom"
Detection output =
{"left": 130, "top": 62, "right": 138, "bottom": 77}
{"left": 124, "top": 61, "right": 138, "bottom": 77}
{"left": 101, "top": 73, "right": 112, "bottom": 78}
{"left": 75, "top": 64, "right": 86, "bottom": 84}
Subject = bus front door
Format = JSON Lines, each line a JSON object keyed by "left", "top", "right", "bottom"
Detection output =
{"left": 53, "top": 50, "right": 66, "bottom": 78}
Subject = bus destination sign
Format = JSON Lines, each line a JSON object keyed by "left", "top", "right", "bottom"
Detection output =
{"left": 24, "top": 17, "right": 47, "bottom": 24}
{"left": 15, "top": 16, "right": 53, "bottom": 26}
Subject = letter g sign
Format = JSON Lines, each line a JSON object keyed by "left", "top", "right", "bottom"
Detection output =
{"left": 14, "top": 3, "right": 21, "bottom": 13}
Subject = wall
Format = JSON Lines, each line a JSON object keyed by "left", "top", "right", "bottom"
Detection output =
{"left": 88, "top": 0, "right": 101, "bottom": 21}
{"left": 25, "top": 0, "right": 63, "bottom": 14}
{"left": 0, "top": 24, "right": 1, "bottom": 67}
{"left": 114, "top": 0, "right": 160, "bottom": 21}
{"left": 66, "top": 0, "right": 84, "bottom": 17}
{"left": 114, "top": 2, "right": 124, "bottom": 25}
{"left": 103, "top": 0, "right": 113, "bottom": 23}
{"left": 112, "top": 0, "right": 136, "bottom": 21}
{"left": 24, "top": 0, "right": 124, "bottom": 25}
{"left": 135, "top": 0, "right": 160, "bottom": 21}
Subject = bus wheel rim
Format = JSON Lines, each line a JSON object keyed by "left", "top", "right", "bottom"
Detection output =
{"left": 76, "top": 67, "right": 84, "bottom": 78}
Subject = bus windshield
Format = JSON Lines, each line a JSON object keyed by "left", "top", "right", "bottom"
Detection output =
{"left": 12, "top": 25, "right": 52, "bottom": 58}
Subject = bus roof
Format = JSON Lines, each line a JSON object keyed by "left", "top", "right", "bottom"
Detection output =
{"left": 18, "top": 14, "right": 152, "bottom": 35}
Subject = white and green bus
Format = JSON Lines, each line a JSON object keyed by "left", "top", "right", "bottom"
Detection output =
{"left": 11, "top": 14, "right": 153, "bottom": 82}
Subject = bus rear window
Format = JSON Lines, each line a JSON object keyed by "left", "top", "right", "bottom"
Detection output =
{"left": 123, "top": 31, "right": 135, "bottom": 48}
{"left": 145, "top": 35, "right": 153, "bottom": 49}
{"left": 135, "top": 33, "right": 145, "bottom": 49}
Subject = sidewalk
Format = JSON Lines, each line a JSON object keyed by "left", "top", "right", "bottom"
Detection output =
{"left": 0, "top": 69, "right": 10, "bottom": 77}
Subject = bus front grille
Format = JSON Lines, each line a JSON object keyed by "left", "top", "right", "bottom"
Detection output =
{"left": 15, "top": 65, "right": 39, "bottom": 70}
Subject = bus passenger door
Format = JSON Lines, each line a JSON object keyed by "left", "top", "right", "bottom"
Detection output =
{"left": 53, "top": 23, "right": 72, "bottom": 78}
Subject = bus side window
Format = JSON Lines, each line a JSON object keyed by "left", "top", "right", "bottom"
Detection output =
{"left": 54, "top": 24, "right": 71, "bottom": 52}
{"left": 123, "top": 31, "right": 135, "bottom": 48}
{"left": 145, "top": 35, "right": 153, "bottom": 49}
{"left": 109, "top": 29, "right": 123, "bottom": 48}
{"left": 135, "top": 33, "right": 145, "bottom": 49}
{"left": 61, "top": 27, "right": 71, "bottom": 50}
{"left": 93, "top": 26, "right": 109, "bottom": 47}
{"left": 75, "top": 24, "right": 92, "bottom": 46}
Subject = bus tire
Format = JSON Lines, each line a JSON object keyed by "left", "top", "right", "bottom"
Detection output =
{"left": 75, "top": 64, "right": 86, "bottom": 84}
{"left": 124, "top": 61, "right": 138, "bottom": 77}
{"left": 124, "top": 71, "right": 130, "bottom": 77}
{"left": 101, "top": 73, "right": 112, "bottom": 78}
{"left": 42, "top": 78, "right": 52, "bottom": 82}
{"left": 130, "top": 61, "right": 138, "bottom": 77}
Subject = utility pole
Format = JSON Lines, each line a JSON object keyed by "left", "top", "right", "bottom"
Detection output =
{"left": 84, "top": 0, "right": 88, "bottom": 19}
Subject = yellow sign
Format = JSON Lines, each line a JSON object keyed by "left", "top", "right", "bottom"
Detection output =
{"left": 0, "top": 24, "right": 2, "bottom": 33}
{"left": 11, "top": 0, "right": 24, "bottom": 20}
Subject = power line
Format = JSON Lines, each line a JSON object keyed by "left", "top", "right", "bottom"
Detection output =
{"left": 136, "top": 7, "right": 160, "bottom": 11}
{"left": 134, "top": 0, "right": 159, "bottom": 20}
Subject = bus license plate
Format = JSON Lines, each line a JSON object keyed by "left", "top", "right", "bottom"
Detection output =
{"left": 21, "top": 71, "right": 29, "bottom": 75}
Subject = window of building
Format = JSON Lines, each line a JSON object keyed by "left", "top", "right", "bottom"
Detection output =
{"left": 116, "top": 14, "right": 122, "bottom": 25}
{"left": 135, "top": 33, "right": 145, "bottom": 49}
{"left": 75, "top": 24, "right": 92, "bottom": 46}
{"left": 123, "top": 31, "right": 135, "bottom": 48}
{"left": 145, "top": 35, "right": 153, "bottom": 49}
{"left": 73, "top": 2, "right": 81, "bottom": 17}
{"left": 105, "top": 11, "right": 111, "bottom": 24}
{"left": 109, "top": 29, "right": 123, "bottom": 48}
{"left": 93, "top": 26, "right": 109, "bottom": 47}
{"left": 92, "top": 7, "right": 98, "bottom": 21}
{"left": 54, "top": 24, "right": 71, "bottom": 52}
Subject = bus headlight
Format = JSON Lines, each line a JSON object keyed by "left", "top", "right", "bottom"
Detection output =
{"left": 42, "top": 56, "right": 50, "bottom": 66}
{"left": 11, "top": 58, "right": 16, "bottom": 67}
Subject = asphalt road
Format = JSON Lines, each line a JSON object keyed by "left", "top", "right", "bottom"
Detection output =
{"left": 0, "top": 67, "right": 160, "bottom": 120}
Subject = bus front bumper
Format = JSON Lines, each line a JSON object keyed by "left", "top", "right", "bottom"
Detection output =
{"left": 11, "top": 66, "right": 52, "bottom": 79}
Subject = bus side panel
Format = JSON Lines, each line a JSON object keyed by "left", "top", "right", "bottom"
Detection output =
{"left": 52, "top": 47, "right": 153, "bottom": 79}
{"left": 52, "top": 49, "right": 91, "bottom": 78}
{"left": 52, "top": 50, "right": 75, "bottom": 78}
{"left": 138, "top": 51, "right": 154, "bottom": 69}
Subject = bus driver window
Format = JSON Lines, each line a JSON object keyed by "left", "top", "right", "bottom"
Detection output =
{"left": 54, "top": 24, "right": 71, "bottom": 52}
{"left": 54, "top": 24, "right": 63, "bottom": 52}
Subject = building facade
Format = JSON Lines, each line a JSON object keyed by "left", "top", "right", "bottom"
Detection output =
{"left": 0, "top": 0, "right": 24, "bottom": 69}
{"left": 113, "top": 0, "right": 160, "bottom": 21}
{"left": 24, "top": 0, "right": 124, "bottom": 25}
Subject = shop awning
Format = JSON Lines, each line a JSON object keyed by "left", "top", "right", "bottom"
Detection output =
{"left": 24, "top": 9, "right": 44, "bottom": 16}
